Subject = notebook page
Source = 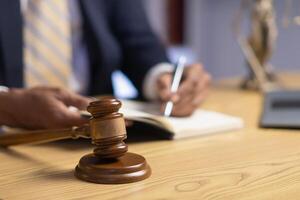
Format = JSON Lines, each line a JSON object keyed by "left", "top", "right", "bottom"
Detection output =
{"left": 121, "top": 100, "right": 244, "bottom": 139}
{"left": 166, "top": 110, "right": 244, "bottom": 139}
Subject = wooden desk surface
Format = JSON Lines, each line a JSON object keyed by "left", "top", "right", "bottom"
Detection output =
{"left": 1, "top": 75, "right": 300, "bottom": 200}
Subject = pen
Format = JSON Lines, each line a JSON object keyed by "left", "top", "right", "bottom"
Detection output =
{"left": 164, "top": 56, "right": 186, "bottom": 117}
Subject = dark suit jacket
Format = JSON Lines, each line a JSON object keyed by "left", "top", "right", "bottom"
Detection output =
{"left": 0, "top": 0, "right": 168, "bottom": 98}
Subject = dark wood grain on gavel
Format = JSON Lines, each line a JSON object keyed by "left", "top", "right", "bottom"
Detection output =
{"left": 0, "top": 125, "right": 90, "bottom": 147}
{"left": 87, "top": 99, "right": 128, "bottom": 158}
{"left": 75, "top": 98, "right": 151, "bottom": 184}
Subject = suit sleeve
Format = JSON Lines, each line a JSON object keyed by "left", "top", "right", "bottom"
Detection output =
{"left": 109, "top": 0, "right": 169, "bottom": 99}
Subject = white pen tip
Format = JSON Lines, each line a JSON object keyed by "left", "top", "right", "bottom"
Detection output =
{"left": 164, "top": 102, "right": 173, "bottom": 117}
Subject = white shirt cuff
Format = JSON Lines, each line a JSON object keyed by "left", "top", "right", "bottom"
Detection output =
{"left": 143, "top": 62, "right": 174, "bottom": 100}
{"left": 0, "top": 86, "right": 9, "bottom": 93}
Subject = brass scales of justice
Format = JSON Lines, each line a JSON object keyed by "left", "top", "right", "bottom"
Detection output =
{"left": 234, "top": 0, "right": 280, "bottom": 92}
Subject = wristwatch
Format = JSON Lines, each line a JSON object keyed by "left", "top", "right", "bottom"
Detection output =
{"left": 0, "top": 86, "right": 8, "bottom": 93}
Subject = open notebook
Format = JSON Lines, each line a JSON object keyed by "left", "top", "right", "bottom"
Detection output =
{"left": 88, "top": 100, "right": 244, "bottom": 140}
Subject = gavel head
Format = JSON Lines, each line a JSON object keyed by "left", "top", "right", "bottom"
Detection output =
{"left": 87, "top": 98, "right": 128, "bottom": 159}
{"left": 75, "top": 97, "right": 151, "bottom": 184}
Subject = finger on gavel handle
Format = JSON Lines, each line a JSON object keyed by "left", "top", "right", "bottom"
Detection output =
{"left": 0, "top": 125, "right": 91, "bottom": 147}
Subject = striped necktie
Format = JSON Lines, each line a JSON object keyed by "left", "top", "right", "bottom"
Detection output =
{"left": 24, "top": 0, "right": 72, "bottom": 89}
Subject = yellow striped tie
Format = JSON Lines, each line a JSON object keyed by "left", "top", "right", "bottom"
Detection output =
{"left": 24, "top": 0, "right": 72, "bottom": 89}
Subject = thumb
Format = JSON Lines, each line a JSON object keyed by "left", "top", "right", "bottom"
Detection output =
{"left": 56, "top": 102, "right": 89, "bottom": 127}
{"left": 57, "top": 90, "right": 92, "bottom": 110}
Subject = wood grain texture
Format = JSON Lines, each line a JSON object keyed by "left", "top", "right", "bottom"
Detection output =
{"left": 1, "top": 73, "right": 300, "bottom": 200}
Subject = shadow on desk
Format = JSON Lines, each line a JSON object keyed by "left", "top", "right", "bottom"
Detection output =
{"left": 29, "top": 126, "right": 166, "bottom": 151}
{"left": 2, "top": 147, "right": 79, "bottom": 182}
{"left": 0, "top": 127, "right": 165, "bottom": 184}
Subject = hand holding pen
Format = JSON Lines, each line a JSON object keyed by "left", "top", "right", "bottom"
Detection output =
{"left": 156, "top": 57, "right": 211, "bottom": 117}
{"left": 164, "top": 56, "right": 186, "bottom": 117}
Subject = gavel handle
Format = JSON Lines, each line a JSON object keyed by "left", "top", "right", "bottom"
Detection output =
{"left": 0, "top": 125, "right": 90, "bottom": 147}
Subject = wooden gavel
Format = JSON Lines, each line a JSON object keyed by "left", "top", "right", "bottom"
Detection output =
{"left": 0, "top": 98, "right": 151, "bottom": 184}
